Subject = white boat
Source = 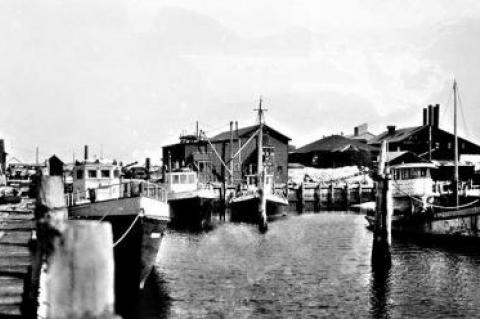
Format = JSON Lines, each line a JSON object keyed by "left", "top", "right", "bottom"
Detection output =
{"left": 229, "top": 99, "right": 288, "bottom": 231}
{"left": 164, "top": 168, "right": 217, "bottom": 229}
{"left": 65, "top": 158, "right": 170, "bottom": 306}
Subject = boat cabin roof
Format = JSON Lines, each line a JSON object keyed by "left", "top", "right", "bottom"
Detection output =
{"left": 390, "top": 162, "right": 437, "bottom": 170}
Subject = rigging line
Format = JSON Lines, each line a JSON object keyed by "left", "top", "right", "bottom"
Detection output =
{"left": 456, "top": 88, "right": 471, "bottom": 139}
{"left": 112, "top": 213, "right": 141, "bottom": 248}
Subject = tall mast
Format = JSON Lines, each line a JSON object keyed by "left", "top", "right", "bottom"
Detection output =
{"left": 256, "top": 97, "right": 264, "bottom": 186}
{"left": 453, "top": 79, "right": 459, "bottom": 207}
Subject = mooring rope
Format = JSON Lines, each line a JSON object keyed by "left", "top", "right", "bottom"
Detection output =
{"left": 391, "top": 181, "right": 479, "bottom": 210}
{"left": 112, "top": 213, "right": 141, "bottom": 248}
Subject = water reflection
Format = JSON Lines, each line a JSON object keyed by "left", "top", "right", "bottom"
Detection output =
{"left": 370, "top": 265, "right": 392, "bottom": 319}
{"left": 139, "top": 268, "right": 172, "bottom": 319}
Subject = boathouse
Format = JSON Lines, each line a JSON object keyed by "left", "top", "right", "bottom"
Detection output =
{"left": 162, "top": 122, "right": 291, "bottom": 185}
{"left": 289, "top": 135, "right": 377, "bottom": 169}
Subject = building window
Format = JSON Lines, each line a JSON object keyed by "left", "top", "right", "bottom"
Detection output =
{"left": 101, "top": 170, "right": 110, "bottom": 178}
{"left": 76, "top": 170, "right": 84, "bottom": 179}
{"left": 448, "top": 142, "right": 452, "bottom": 149}
{"left": 435, "top": 142, "right": 440, "bottom": 149}
{"left": 462, "top": 143, "right": 465, "bottom": 150}
{"left": 88, "top": 170, "right": 97, "bottom": 178}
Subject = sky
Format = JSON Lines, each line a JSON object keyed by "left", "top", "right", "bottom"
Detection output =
{"left": 1, "top": 0, "right": 480, "bottom": 164}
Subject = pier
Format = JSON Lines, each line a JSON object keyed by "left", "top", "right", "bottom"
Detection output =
{"left": 0, "top": 206, "right": 34, "bottom": 318}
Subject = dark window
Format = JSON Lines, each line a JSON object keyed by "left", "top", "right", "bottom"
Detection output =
{"left": 101, "top": 170, "right": 110, "bottom": 178}
{"left": 180, "top": 174, "right": 187, "bottom": 184}
{"left": 173, "top": 175, "right": 179, "bottom": 184}
{"left": 113, "top": 170, "right": 120, "bottom": 178}
{"left": 76, "top": 170, "right": 84, "bottom": 179}
{"left": 88, "top": 170, "right": 97, "bottom": 178}
{"left": 277, "top": 166, "right": 283, "bottom": 175}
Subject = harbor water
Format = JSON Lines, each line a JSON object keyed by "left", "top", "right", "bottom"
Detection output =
{"left": 140, "top": 212, "right": 480, "bottom": 318}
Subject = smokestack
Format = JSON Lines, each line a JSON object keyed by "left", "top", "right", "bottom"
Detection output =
{"left": 423, "top": 108, "right": 428, "bottom": 126}
{"left": 84, "top": 145, "right": 89, "bottom": 161}
{"left": 145, "top": 157, "right": 151, "bottom": 180}
{"left": 428, "top": 105, "right": 433, "bottom": 126}
{"left": 354, "top": 126, "right": 359, "bottom": 137}
{"left": 433, "top": 104, "right": 440, "bottom": 128}
{"left": 235, "top": 121, "right": 239, "bottom": 139}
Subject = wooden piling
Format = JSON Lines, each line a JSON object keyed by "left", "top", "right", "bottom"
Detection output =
{"left": 29, "top": 175, "right": 120, "bottom": 319}
{"left": 46, "top": 221, "right": 118, "bottom": 319}
{"left": 314, "top": 184, "right": 321, "bottom": 212}
{"left": 344, "top": 183, "right": 350, "bottom": 209}
{"left": 372, "top": 176, "right": 393, "bottom": 269}
{"left": 329, "top": 184, "right": 334, "bottom": 209}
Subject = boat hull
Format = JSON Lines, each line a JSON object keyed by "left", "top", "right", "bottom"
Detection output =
{"left": 230, "top": 195, "right": 288, "bottom": 223}
{"left": 366, "top": 205, "right": 480, "bottom": 241}
{"left": 168, "top": 196, "right": 215, "bottom": 229}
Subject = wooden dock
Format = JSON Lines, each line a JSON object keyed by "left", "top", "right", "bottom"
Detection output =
{"left": 0, "top": 206, "right": 34, "bottom": 318}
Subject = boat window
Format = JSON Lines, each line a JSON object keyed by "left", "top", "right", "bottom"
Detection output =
{"left": 401, "top": 169, "right": 408, "bottom": 179}
{"left": 173, "top": 175, "right": 180, "bottom": 184}
{"left": 180, "top": 174, "right": 187, "bottom": 184}
{"left": 76, "top": 170, "right": 84, "bottom": 179}
{"left": 88, "top": 170, "right": 97, "bottom": 178}
{"left": 188, "top": 174, "right": 195, "bottom": 184}
{"left": 411, "top": 169, "right": 418, "bottom": 179}
{"left": 420, "top": 169, "right": 426, "bottom": 177}
{"left": 101, "top": 170, "right": 110, "bottom": 178}
{"left": 113, "top": 170, "right": 120, "bottom": 178}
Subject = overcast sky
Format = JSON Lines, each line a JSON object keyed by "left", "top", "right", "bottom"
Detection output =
{"left": 1, "top": 0, "right": 480, "bottom": 164}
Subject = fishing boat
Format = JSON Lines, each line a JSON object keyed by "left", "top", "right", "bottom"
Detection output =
{"left": 368, "top": 80, "right": 480, "bottom": 239}
{"left": 65, "top": 154, "right": 170, "bottom": 302}
{"left": 164, "top": 168, "right": 217, "bottom": 229}
{"left": 229, "top": 99, "right": 288, "bottom": 231}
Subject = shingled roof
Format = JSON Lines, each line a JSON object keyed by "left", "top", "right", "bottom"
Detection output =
{"left": 294, "top": 135, "right": 377, "bottom": 154}
{"left": 211, "top": 124, "right": 291, "bottom": 142}
{"left": 368, "top": 126, "right": 424, "bottom": 144}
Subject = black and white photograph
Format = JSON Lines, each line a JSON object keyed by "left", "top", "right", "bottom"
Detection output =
{"left": 1, "top": 1, "right": 480, "bottom": 318}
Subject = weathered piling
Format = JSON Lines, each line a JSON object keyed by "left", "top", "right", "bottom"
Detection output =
{"left": 29, "top": 175, "right": 119, "bottom": 319}
{"left": 371, "top": 176, "right": 393, "bottom": 269}
{"left": 46, "top": 221, "right": 118, "bottom": 319}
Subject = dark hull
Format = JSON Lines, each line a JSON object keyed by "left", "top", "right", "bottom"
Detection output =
{"left": 230, "top": 197, "right": 287, "bottom": 224}
{"left": 168, "top": 197, "right": 214, "bottom": 229}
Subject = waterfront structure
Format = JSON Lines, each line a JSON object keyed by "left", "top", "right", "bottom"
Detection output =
{"left": 162, "top": 121, "right": 290, "bottom": 185}
{"left": 289, "top": 135, "right": 377, "bottom": 168}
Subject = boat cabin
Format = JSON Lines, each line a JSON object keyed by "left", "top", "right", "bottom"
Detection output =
{"left": 390, "top": 163, "right": 435, "bottom": 181}
{"left": 72, "top": 161, "right": 122, "bottom": 201}
{"left": 245, "top": 174, "right": 274, "bottom": 192}
{"left": 165, "top": 170, "right": 198, "bottom": 193}
{"left": 389, "top": 162, "right": 437, "bottom": 197}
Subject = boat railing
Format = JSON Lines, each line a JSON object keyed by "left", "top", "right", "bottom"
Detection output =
{"left": 65, "top": 180, "right": 167, "bottom": 207}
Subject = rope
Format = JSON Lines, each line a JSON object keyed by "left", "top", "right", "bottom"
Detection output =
{"left": 112, "top": 213, "right": 142, "bottom": 248}
{"left": 391, "top": 181, "right": 479, "bottom": 210}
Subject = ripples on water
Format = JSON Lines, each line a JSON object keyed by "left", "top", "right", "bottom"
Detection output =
{"left": 141, "top": 212, "right": 480, "bottom": 318}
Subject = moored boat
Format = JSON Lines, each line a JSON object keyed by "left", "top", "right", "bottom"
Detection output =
{"left": 65, "top": 157, "right": 170, "bottom": 316}
{"left": 228, "top": 99, "right": 288, "bottom": 230}
{"left": 164, "top": 168, "right": 217, "bottom": 229}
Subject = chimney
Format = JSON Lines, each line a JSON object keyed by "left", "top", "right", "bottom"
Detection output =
{"left": 433, "top": 104, "right": 440, "bottom": 128}
{"left": 387, "top": 125, "right": 396, "bottom": 135}
{"left": 235, "top": 121, "right": 239, "bottom": 139}
{"left": 84, "top": 145, "right": 89, "bottom": 161}
{"left": 428, "top": 105, "right": 433, "bottom": 126}
{"left": 354, "top": 126, "right": 359, "bottom": 137}
{"left": 423, "top": 108, "right": 428, "bottom": 126}
{"left": 145, "top": 157, "right": 151, "bottom": 180}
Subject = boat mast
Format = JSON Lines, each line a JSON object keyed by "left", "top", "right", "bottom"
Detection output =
{"left": 256, "top": 97, "right": 264, "bottom": 187}
{"left": 453, "top": 79, "right": 459, "bottom": 207}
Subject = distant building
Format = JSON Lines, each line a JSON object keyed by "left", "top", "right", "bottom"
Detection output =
{"left": 369, "top": 105, "right": 480, "bottom": 181}
{"left": 289, "top": 135, "right": 378, "bottom": 168}
{"left": 162, "top": 122, "right": 291, "bottom": 185}
{"left": 369, "top": 105, "right": 480, "bottom": 161}
{"left": 346, "top": 123, "right": 375, "bottom": 143}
